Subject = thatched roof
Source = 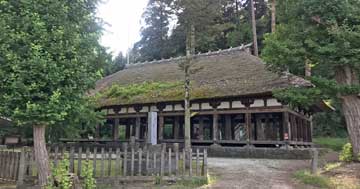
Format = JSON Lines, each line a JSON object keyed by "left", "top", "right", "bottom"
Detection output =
{"left": 94, "top": 45, "right": 311, "bottom": 107}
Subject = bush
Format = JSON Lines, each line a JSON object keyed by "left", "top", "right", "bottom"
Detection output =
{"left": 81, "top": 161, "right": 96, "bottom": 189}
{"left": 339, "top": 143, "right": 353, "bottom": 162}
{"left": 47, "top": 157, "right": 73, "bottom": 189}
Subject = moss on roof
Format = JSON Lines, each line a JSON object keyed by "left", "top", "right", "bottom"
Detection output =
{"left": 94, "top": 46, "right": 311, "bottom": 107}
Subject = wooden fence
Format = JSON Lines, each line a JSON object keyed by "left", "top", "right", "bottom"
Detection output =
{"left": 0, "top": 143, "right": 207, "bottom": 185}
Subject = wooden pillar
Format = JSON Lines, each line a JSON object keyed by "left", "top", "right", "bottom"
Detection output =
{"left": 135, "top": 116, "right": 141, "bottom": 140}
{"left": 96, "top": 124, "right": 101, "bottom": 139}
{"left": 158, "top": 113, "right": 164, "bottom": 141}
{"left": 198, "top": 117, "right": 204, "bottom": 140}
{"left": 134, "top": 105, "right": 143, "bottom": 140}
{"left": 113, "top": 118, "right": 119, "bottom": 140}
{"left": 224, "top": 115, "right": 232, "bottom": 140}
{"left": 212, "top": 113, "right": 218, "bottom": 142}
{"left": 245, "top": 113, "right": 252, "bottom": 142}
{"left": 210, "top": 101, "right": 221, "bottom": 143}
{"left": 174, "top": 116, "right": 180, "bottom": 139}
{"left": 125, "top": 119, "right": 130, "bottom": 139}
{"left": 282, "top": 112, "right": 290, "bottom": 142}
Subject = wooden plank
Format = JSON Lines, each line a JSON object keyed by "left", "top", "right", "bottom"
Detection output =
{"left": 115, "top": 148, "right": 121, "bottom": 176}
{"left": 13, "top": 152, "right": 20, "bottom": 180}
{"left": 138, "top": 149, "right": 142, "bottom": 176}
{"left": 77, "top": 147, "right": 82, "bottom": 176}
{"left": 70, "top": 146, "right": 75, "bottom": 173}
{"left": 225, "top": 115, "right": 232, "bottom": 140}
{"left": 93, "top": 147, "right": 97, "bottom": 177}
{"left": 182, "top": 149, "right": 186, "bottom": 176}
{"left": 153, "top": 153, "right": 157, "bottom": 175}
{"left": 158, "top": 114, "right": 164, "bottom": 140}
{"left": 17, "top": 148, "right": 26, "bottom": 186}
{"left": 86, "top": 147, "right": 90, "bottom": 161}
{"left": 213, "top": 112, "right": 218, "bottom": 141}
{"left": 108, "top": 148, "right": 112, "bottom": 176}
{"left": 168, "top": 148, "right": 172, "bottom": 175}
{"left": 146, "top": 149, "right": 150, "bottom": 176}
{"left": 203, "top": 149, "right": 208, "bottom": 176}
{"left": 100, "top": 147, "right": 105, "bottom": 177}
{"left": 9, "top": 152, "right": 14, "bottom": 180}
{"left": 123, "top": 146, "right": 127, "bottom": 176}
{"left": 174, "top": 143, "right": 179, "bottom": 176}
{"left": 196, "top": 149, "right": 200, "bottom": 176}
{"left": 160, "top": 147, "right": 164, "bottom": 176}
{"left": 131, "top": 148, "right": 135, "bottom": 176}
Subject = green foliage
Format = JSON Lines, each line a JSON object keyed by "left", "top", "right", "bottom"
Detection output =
{"left": 0, "top": 0, "right": 106, "bottom": 128}
{"left": 293, "top": 170, "right": 332, "bottom": 188}
{"left": 339, "top": 143, "right": 354, "bottom": 162}
{"left": 133, "top": 0, "right": 272, "bottom": 62}
{"left": 47, "top": 157, "right": 73, "bottom": 189}
{"left": 313, "top": 111, "right": 347, "bottom": 138}
{"left": 313, "top": 137, "right": 348, "bottom": 152}
{"left": 81, "top": 161, "right": 96, "bottom": 189}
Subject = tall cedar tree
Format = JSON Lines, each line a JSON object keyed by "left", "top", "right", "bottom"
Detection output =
{"left": 133, "top": 0, "right": 173, "bottom": 62}
{"left": 172, "top": 0, "right": 221, "bottom": 152}
{"left": 262, "top": 0, "right": 360, "bottom": 157}
{"left": 0, "top": 0, "right": 104, "bottom": 185}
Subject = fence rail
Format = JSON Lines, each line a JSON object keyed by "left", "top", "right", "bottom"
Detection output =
{"left": 0, "top": 143, "right": 207, "bottom": 185}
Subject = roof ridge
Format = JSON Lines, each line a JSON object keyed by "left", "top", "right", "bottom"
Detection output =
{"left": 125, "top": 43, "right": 253, "bottom": 69}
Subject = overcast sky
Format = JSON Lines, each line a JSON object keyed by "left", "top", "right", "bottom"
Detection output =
{"left": 97, "top": 0, "right": 149, "bottom": 56}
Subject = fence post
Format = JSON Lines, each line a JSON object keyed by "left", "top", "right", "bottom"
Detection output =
{"left": 17, "top": 147, "right": 26, "bottom": 186}
{"left": 168, "top": 148, "right": 172, "bottom": 175}
{"left": 160, "top": 143, "right": 166, "bottom": 177}
{"left": 196, "top": 148, "right": 199, "bottom": 176}
{"left": 174, "top": 143, "right": 179, "bottom": 176}
{"left": 203, "top": 149, "right": 208, "bottom": 176}
{"left": 108, "top": 148, "right": 112, "bottom": 176}
{"left": 189, "top": 149, "right": 192, "bottom": 177}
{"left": 93, "top": 147, "right": 97, "bottom": 177}
{"left": 123, "top": 143, "right": 128, "bottom": 176}
{"left": 138, "top": 149, "right": 142, "bottom": 176}
{"left": 311, "top": 148, "right": 318, "bottom": 174}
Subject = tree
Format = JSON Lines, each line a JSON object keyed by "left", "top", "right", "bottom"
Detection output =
{"left": 271, "top": 0, "right": 276, "bottom": 32}
{"left": 262, "top": 0, "right": 360, "bottom": 157}
{"left": 0, "top": 0, "right": 104, "bottom": 185}
{"left": 104, "top": 52, "right": 126, "bottom": 76}
{"left": 172, "top": 0, "right": 221, "bottom": 152}
{"left": 250, "top": 0, "right": 258, "bottom": 56}
{"left": 133, "top": 0, "right": 173, "bottom": 62}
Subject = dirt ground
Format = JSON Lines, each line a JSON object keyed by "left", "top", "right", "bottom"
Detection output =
{"left": 201, "top": 158, "right": 313, "bottom": 189}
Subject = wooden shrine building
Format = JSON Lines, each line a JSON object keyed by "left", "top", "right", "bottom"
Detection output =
{"left": 93, "top": 45, "right": 320, "bottom": 147}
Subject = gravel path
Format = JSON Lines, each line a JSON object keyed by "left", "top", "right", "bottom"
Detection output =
{"left": 202, "top": 158, "right": 311, "bottom": 189}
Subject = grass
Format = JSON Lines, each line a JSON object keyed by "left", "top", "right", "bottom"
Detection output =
{"left": 313, "top": 137, "right": 348, "bottom": 152}
{"left": 293, "top": 170, "right": 332, "bottom": 188}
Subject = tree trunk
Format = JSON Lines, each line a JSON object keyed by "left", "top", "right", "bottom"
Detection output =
{"left": 271, "top": 0, "right": 276, "bottom": 33}
{"left": 250, "top": 0, "right": 259, "bottom": 56}
{"left": 184, "top": 24, "right": 195, "bottom": 153}
{"left": 33, "top": 125, "right": 51, "bottom": 187}
{"left": 305, "top": 58, "right": 311, "bottom": 77}
{"left": 335, "top": 66, "right": 360, "bottom": 157}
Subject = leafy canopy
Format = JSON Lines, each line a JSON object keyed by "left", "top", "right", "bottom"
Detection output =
{"left": 262, "top": 0, "right": 360, "bottom": 107}
{"left": 0, "top": 0, "right": 105, "bottom": 127}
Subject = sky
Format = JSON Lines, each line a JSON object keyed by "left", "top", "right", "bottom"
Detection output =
{"left": 97, "top": 0, "right": 149, "bottom": 56}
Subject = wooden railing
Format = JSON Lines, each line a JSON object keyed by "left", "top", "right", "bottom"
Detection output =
{"left": 0, "top": 143, "right": 207, "bottom": 186}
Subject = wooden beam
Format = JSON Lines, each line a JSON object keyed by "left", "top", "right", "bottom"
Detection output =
{"left": 245, "top": 113, "right": 252, "bottom": 142}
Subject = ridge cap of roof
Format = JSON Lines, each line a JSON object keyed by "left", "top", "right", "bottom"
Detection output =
{"left": 125, "top": 43, "right": 253, "bottom": 69}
